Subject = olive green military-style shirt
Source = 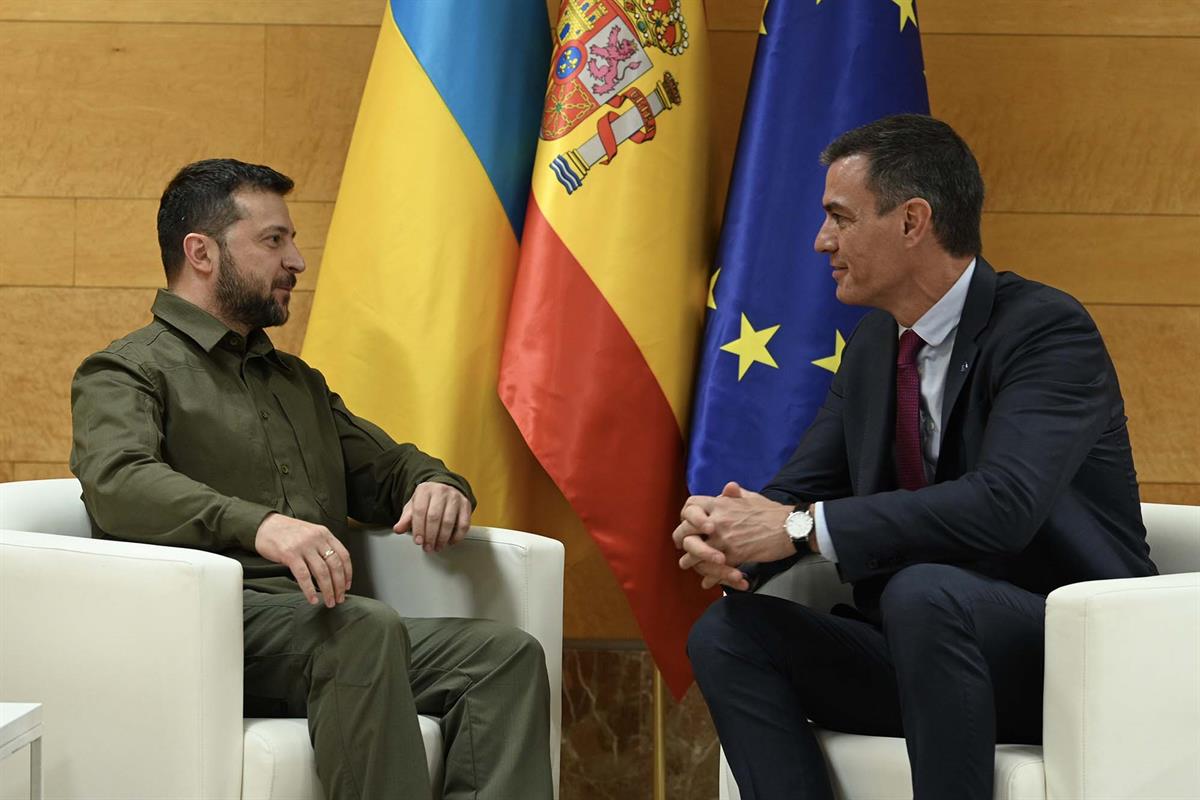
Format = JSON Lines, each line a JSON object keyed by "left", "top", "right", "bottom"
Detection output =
{"left": 70, "top": 289, "right": 474, "bottom": 579}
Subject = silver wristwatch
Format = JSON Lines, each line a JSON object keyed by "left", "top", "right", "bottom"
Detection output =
{"left": 784, "top": 505, "right": 814, "bottom": 553}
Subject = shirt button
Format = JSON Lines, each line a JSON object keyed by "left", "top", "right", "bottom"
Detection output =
{"left": 260, "top": 410, "right": 269, "bottom": 420}
{"left": 279, "top": 464, "right": 290, "bottom": 475}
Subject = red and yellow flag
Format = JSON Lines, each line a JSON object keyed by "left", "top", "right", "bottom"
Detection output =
{"left": 500, "top": 0, "right": 718, "bottom": 698}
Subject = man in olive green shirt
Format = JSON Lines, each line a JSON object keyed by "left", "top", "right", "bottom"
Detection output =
{"left": 70, "top": 159, "right": 553, "bottom": 800}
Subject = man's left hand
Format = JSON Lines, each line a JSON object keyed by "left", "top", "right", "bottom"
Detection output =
{"left": 673, "top": 481, "right": 795, "bottom": 569}
{"left": 393, "top": 482, "right": 472, "bottom": 552}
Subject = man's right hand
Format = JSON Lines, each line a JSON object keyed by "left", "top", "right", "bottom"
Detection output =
{"left": 254, "top": 513, "right": 352, "bottom": 607}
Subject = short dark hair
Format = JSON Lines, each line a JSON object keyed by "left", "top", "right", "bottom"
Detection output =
{"left": 157, "top": 159, "right": 294, "bottom": 281}
{"left": 820, "top": 114, "right": 984, "bottom": 257}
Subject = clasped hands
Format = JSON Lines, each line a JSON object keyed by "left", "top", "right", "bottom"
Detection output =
{"left": 255, "top": 481, "right": 472, "bottom": 607}
{"left": 673, "top": 481, "right": 797, "bottom": 591}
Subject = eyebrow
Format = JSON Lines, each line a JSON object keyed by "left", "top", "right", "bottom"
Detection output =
{"left": 823, "top": 201, "right": 851, "bottom": 214}
{"left": 259, "top": 224, "right": 296, "bottom": 238}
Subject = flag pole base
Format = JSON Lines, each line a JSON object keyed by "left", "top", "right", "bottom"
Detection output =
{"left": 653, "top": 666, "right": 667, "bottom": 800}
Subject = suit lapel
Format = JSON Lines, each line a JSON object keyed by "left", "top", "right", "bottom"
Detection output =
{"left": 855, "top": 316, "right": 897, "bottom": 494}
{"left": 940, "top": 257, "right": 997, "bottom": 443}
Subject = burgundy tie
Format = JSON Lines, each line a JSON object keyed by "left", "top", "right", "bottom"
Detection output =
{"left": 895, "top": 329, "right": 927, "bottom": 491}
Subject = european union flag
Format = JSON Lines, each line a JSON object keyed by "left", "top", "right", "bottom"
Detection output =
{"left": 686, "top": 0, "right": 929, "bottom": 495}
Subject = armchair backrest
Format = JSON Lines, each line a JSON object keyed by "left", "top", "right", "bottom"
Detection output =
{"left": 0, "top": 477, "right": 91, "bottom": 537}
{"left": 1142, "top": 502, "right": 1200, "bottom": 575}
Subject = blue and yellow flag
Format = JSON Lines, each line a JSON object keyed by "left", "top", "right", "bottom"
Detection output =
{"left": 686, "top": 0, "right": 929, "bottom": 494}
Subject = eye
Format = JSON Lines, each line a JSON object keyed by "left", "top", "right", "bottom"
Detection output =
{"left": 267, "top": 234, "right": 282, "bottom": 245}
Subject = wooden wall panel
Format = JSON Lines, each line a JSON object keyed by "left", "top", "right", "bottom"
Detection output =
{"left": 1092, "top": 306, "right": 1200, "bottom": 484}
{"left": 0, "top": 22, "right": 265, "bottom": 198}
{"left": 0, "top": 463, "right": 11, "bottom": 482}
{"left": 918, "top": 0, "right": 1200, "bottom": 37}
{"left": 1141, "top": 484, "right": 1200, "bottom": 506}
{"left": 12, "top": 462, "right": 71, "bottom": 480}
{"left": 0, "top": 199, "right": 74, "bottom": 286}
{"left": 0, "top": 0, "right": 383, "bottom": 26}
{"left": 706, "top": 0, "right": 1200, "bottom": 36}
{"left": 265, "top": 25, "right": 377, "bottom": 202}
{"left": 75, "top": 200, "right": 160, "bottom": 287}
{"left": 981, "top": 213, "right": 1200, "bottom": 306}
{"left": 0, "top": 287, "right": 154, "bottom": 462}
{"left": 925, "top": 35, "right": 1200, "bottom": 215}
{"left": 705, "top": 0, "right": 762, "bottom": 31}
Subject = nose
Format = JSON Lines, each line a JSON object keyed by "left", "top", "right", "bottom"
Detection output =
{"left": 814, "top": 217, "right": 835, "bottom": 254}
{"left": 284, "top": 241, "right": 306, "bottom": 274}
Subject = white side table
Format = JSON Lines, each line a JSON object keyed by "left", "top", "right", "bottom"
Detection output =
{"left": 0, "top": 703, "right": 42, "bottom": 800}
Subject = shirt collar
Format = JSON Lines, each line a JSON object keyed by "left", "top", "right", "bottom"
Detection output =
{"left": 900, "top": 258, "right": 976, "bottom": 347}
{"left": 151, "top": 289, "right": 287, "bottom": 367}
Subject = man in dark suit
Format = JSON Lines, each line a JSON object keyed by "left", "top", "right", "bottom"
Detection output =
{"left": 676, "top": 115, "right": 1156, "bottom": 800}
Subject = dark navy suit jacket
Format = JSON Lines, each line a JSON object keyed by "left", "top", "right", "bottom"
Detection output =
{"left": 760, "top": 257, "right": 1156, "bottom": 613}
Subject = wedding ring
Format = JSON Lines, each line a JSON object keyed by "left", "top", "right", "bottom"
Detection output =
{"left": 322, "top": 547, "right": 335, "bottom": 559}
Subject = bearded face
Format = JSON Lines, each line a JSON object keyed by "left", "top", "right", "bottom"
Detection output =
{"left": 214, "top": 240, "right": 296, "bottom": 331}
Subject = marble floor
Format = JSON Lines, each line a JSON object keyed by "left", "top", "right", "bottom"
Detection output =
{"left": 559, "top": 643, "right": 720, "bottom": 800}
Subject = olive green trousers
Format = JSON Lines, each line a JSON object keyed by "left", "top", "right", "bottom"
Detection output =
{"left": 242, "top": 576, "right": 553, "bottom": 800}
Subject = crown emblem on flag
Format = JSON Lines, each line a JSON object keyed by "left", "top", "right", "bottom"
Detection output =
{"left": 622, "top": 0, "right": 689, "bottom": 55}
{"left": 542, "top": 0, "right": 691, "bottom": 194}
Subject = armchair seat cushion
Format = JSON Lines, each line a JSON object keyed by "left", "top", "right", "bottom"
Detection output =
{"left": 817, "top": 731, "right": 1045, "bottom": 800}
{"left": 241, "top": 717, "right": 444, "bottom": 800}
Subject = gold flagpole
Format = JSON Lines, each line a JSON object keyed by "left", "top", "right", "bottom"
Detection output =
{"left": 653, "top": 667, "right": 667, "bottom": 800}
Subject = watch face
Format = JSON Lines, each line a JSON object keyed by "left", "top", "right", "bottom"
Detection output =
{"left": 786, "top": 510, "right": 812, "bottom": 539}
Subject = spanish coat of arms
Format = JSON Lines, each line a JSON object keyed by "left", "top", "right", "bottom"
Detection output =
{"left": 541, "top": 0, "right": 689, "bottom": 194}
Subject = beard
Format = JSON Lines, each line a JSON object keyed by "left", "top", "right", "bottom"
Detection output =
{"left": 214, "top": 245, "right": 294, "bottom": 331}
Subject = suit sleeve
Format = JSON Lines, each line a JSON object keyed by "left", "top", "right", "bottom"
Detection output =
{"left": 762, "top": 321, "right": 858, "bottom": 507}
{"left": 329, "top": 389, "right": 476, "bottom": 526}
{"left": 825, "top": 297, "right": 1114, "bottom": 583}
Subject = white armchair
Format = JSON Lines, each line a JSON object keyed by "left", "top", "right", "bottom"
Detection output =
{"left": 718, "top": 503, "right": 1200, "bottom": 800}
{"left": 0, "top": 478, "right": 564, "bottom": 800}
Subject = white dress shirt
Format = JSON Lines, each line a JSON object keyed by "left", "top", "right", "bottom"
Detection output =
{"left": 812, "top": 259, "right": 976, "bottom": 563}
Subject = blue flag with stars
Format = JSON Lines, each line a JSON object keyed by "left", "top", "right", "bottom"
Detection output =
{"left": 686, "top": 0, "right": 929, "bottom": 495}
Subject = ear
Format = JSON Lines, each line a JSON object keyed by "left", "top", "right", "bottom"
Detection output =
{"left": 901, "top": 198, "right": 933, "bottom": 245}
{"left": 181, "top": 232, "right": 218, "bottom": 277}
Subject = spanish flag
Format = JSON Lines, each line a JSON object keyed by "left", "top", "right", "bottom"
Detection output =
{"left": 500, "top": 0, "right": 718, "bottom": 698}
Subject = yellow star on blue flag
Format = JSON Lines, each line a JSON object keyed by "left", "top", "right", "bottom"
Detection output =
{"left": 721, "top": 313, "right": 781, "bottom": 380}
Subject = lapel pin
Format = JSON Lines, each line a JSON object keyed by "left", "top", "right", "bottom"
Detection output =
{"left": 960, "top": 362, "right": 970, "bottom": 373}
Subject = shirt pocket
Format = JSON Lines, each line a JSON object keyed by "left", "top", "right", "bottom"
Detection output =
{"left": 272, "top": 388, "right": 346, "bottom": 521}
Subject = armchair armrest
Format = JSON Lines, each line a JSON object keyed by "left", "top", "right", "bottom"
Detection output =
{"left": 0, "top": 529, "right": 244, "bottom": 799}
{"left": 346, "top": 525, "right": 566, "bottom": 792}
{"left": 1044, "top": 572, "right": 1200, "bottom": 800}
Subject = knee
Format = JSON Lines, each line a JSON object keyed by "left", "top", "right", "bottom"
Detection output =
{"left": 313, "top": 597, "right": 410, "bottom": 686}
{"left": 343, "top": 596, "right": 411, "bottom": 657}
{"left": 879, "top": 564, "right": 969, "bottom": 630}
{"left": 479, "top": 621, "right": 547, "bottom": 677}
{"left": 687, "top": 595, "right": 754, "bottom": 678}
